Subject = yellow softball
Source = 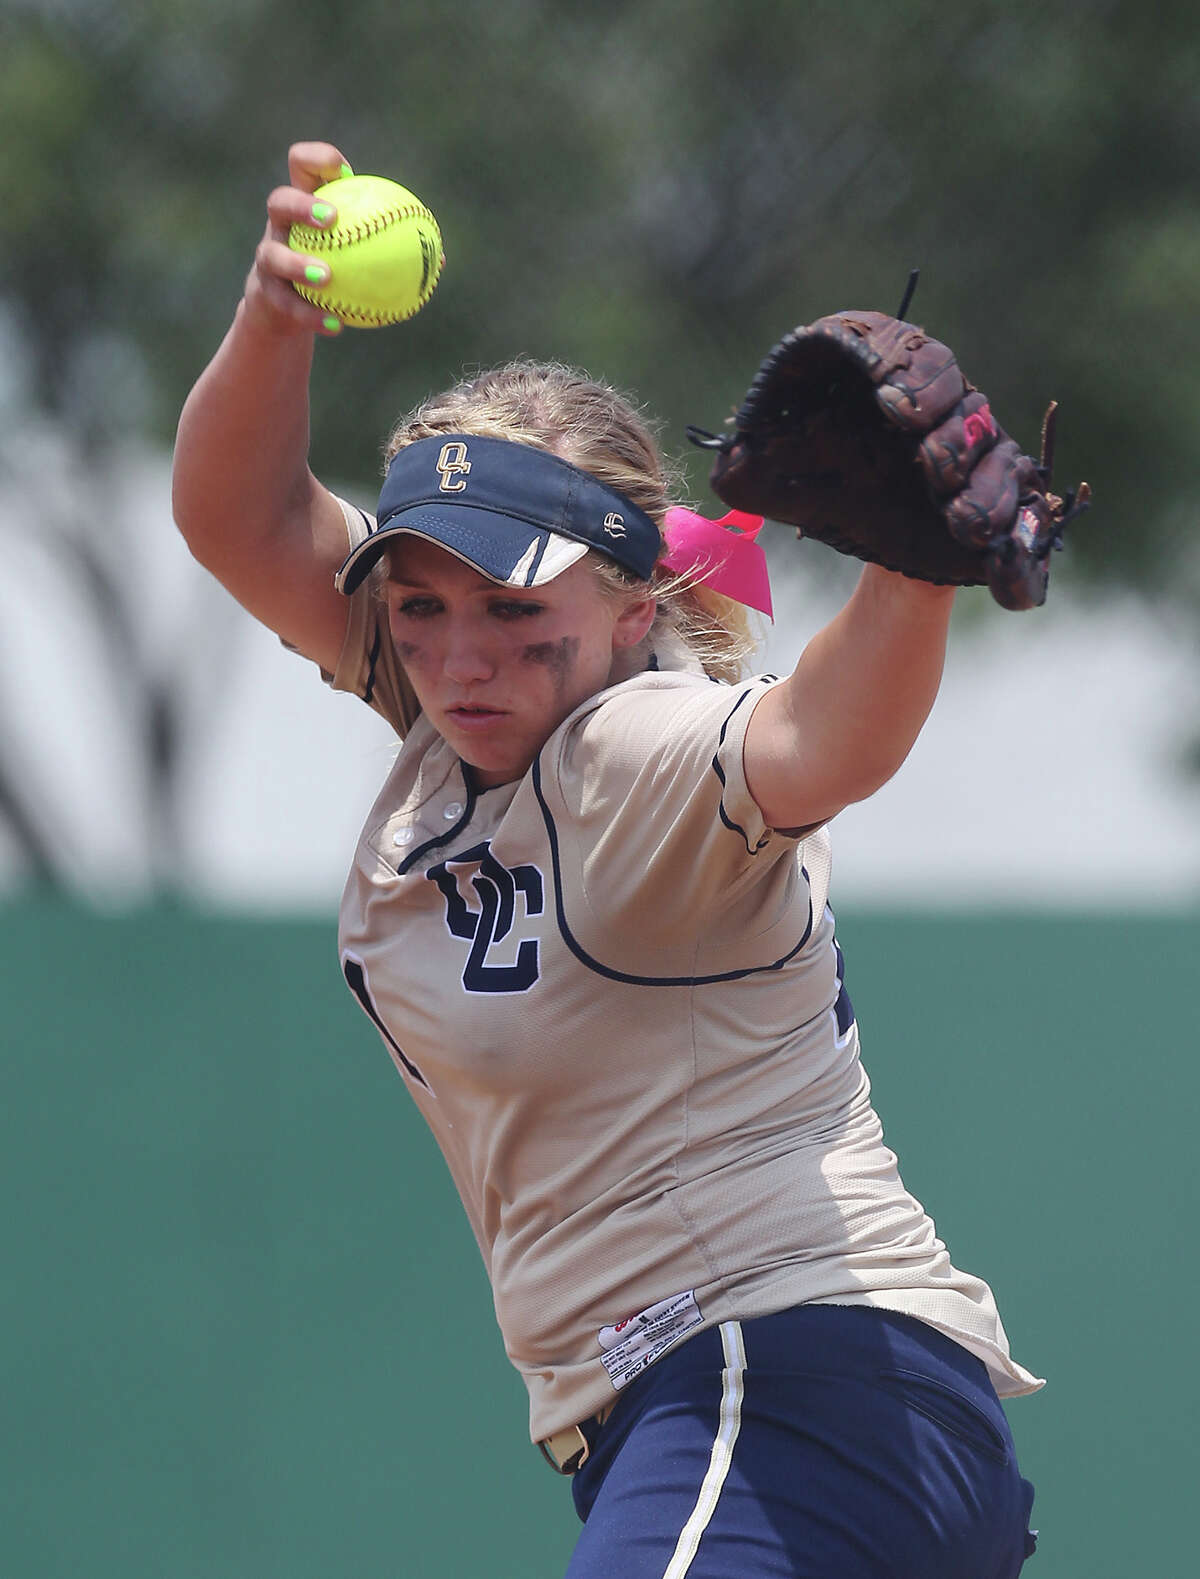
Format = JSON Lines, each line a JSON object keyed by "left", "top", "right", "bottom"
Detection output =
{"left": 289, "top": 174, "right": 444, "bottom": 328}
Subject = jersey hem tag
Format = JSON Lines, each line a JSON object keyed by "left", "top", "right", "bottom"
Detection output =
{"left": 598, "top": 1290, "right": 704, "bottom": 1389}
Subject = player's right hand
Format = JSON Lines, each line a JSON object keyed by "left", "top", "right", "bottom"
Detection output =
{"left": 242, "top": 141, "right": 351, "bottom": 338}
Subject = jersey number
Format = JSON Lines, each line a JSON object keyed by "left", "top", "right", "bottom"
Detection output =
{"left": 342, "top": 954, "right": 429, "bottom": 1089}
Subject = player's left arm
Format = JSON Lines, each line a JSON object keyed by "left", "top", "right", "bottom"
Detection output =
{"left": 743, "top": 563, "right": 956, "bottom": 831}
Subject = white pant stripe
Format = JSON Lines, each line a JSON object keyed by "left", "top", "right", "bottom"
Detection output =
{"left": 660, "top": 1321, "right": 747, "bottom": 1579}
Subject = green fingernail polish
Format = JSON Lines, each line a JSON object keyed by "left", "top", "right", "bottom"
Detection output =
{"left": 323, "top": 315, "right": 341, "bottom": 333}
{"left": 339, "top": 162, "right": 354, "bottom": 179}
{"left": 311, "top": 202, "right": 334, "bottom": 225}
{"left": 304, "top": 264, "right": 327, "bottom": 284}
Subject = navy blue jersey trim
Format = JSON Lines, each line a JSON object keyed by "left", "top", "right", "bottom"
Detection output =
{"left": 530, "top": 757, "right": 812, "bottom": 985}
{"left": 709, "top": 689, "right": 769, "bottom": 856}
{"left": 352, "top": 504, "right": 383, "bottom": 704}
{"left": 833, "top": 935, "right": 856, "bottom": 1036}
{"left": 363, "top": 620, "right": 382, "bottom": 706}
{"left": 395, "top": 777, "right": 478, "bottom": 875}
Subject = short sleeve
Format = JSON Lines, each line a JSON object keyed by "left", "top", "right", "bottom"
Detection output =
{"left": 538, "top": 674, "right": 809, "bottom": 971}
{"left": 327, "top": 496, "right": 421, "bottom": 738}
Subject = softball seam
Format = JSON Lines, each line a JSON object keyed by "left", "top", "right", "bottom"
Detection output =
{"left": 296, "top": 290, "right": 434, "bottom": 326}
{"left": 297, "top": 201, "right": 437, "bottom": 254}
{"left": 293, "top": 201, "right": 442, "bottom": 323}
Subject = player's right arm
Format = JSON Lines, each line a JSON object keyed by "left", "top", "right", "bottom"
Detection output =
{"left": 172, "top": 142, "right": 355, "bottom": 676}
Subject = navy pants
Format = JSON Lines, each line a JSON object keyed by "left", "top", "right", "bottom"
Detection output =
{"left": 565, "top": 1306, "right": 1037, "bottom": 1579}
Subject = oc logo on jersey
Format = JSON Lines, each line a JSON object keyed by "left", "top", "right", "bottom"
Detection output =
{"left": 426, "top": 842, "right": 544, "bottom": 993}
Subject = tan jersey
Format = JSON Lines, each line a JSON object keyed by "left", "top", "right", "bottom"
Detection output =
{"left": 327, "top": 498, "right": 1042, "bottom": 1443}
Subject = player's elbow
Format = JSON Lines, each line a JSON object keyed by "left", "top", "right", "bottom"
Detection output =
{"left": 171, "top": 448, "right": 225, "bottom": 563}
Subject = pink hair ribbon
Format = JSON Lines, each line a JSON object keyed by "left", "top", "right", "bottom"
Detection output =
{"left": 662, "top": 507, "right": 773, "bottom": 617}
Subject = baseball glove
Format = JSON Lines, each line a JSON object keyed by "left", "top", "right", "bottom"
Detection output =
{"left": 688, "top": 307, "right": 1090, "bottom": 610}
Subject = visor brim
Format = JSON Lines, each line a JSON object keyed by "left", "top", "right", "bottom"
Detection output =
{"left": 335, "top": 504, "right": 593, "bottom": 596}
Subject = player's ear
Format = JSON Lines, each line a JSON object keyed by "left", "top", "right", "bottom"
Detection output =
{"left": 612, "top": 595, "right": 657, "bottom": 649}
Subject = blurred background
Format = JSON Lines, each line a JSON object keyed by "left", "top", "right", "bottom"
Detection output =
{"left": 2, "top": 1, "right": 1196, "bottom": 1574}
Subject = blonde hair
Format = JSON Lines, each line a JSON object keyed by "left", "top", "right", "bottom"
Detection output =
{"left": 382, "top": 359, "right": 759, "bottom": 683}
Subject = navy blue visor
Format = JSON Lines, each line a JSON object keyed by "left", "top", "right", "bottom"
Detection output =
{"left": 335, "top": 433, "right": 662, "bottom": 595}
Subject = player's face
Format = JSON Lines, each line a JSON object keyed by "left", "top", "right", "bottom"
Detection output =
{"left": 384, "top": 538, "right": 655, "bottom": 787}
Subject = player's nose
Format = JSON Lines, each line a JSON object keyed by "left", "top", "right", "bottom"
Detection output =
{"left": 441, "top": 620, "right": 497, "bottom": 684}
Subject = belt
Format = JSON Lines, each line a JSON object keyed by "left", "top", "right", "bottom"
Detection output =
{"left": 537, "top": 1402, "right": 615, "bottom": 1475}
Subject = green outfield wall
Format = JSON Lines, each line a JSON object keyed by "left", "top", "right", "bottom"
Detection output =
{"left": 2, "top": 899, "right": 1194, "bottom": 1578}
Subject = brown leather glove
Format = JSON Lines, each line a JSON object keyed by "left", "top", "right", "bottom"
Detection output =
{"left": 690, "top": 310, "right": 1090, "bottom": 611}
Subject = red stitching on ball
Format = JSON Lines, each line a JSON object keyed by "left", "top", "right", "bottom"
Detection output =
{"left": 299, "top": 203, "right": 437, "bottom": 253}
{"left": 295, "top": 200, "right": 441, "bottom": 322}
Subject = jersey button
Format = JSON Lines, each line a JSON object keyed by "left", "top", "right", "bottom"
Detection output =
{"left": 443, "top": 801, "right": 464, "bottom": 820}
{"left": 392, "top": 827, "right": 415, "bottom": 846}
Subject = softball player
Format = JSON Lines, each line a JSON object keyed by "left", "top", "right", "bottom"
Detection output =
{"left": 173, "top": 142, "right": 1041, "bottom": 1577}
